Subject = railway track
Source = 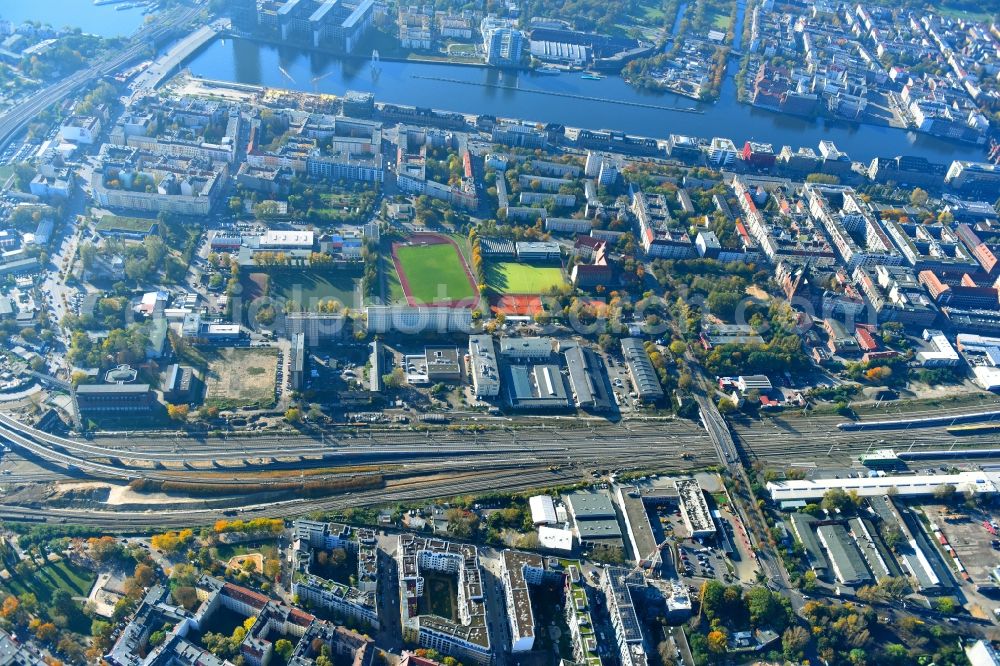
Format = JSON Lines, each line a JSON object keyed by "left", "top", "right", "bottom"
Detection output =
{"left": 0, "top": 417, "right": 721, "bottom": 528}
{"left": 0, "top": 465, "right": 583, "bottom": 529}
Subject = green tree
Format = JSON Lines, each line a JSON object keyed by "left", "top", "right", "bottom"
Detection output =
{"left": 934, "top": 596, "right": 958, "bottom": 614}
{"left": 274, "top": 639, "right": 294, "bottom": 660}
{"left": 382, "top": 367, "right": 406, "bottom": 389}
{"left": 745, "top": 586, "right": 791, "bottom": 631}
{"left": 821, "top": 488, "right": 858, "bottom": 513}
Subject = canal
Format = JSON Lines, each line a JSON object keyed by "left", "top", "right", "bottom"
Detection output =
{"left": 185, "top": 35, "right": 986, "bottom": 165}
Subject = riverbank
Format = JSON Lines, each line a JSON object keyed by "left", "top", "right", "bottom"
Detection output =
{"left": 411, "top": 74, "right": 704, "bottom": 113}
{"left": 183, "top": 35, "right": 987, "bottom": 163}
{"left": 225, "top": 30, "right": 500, "bottom": 70}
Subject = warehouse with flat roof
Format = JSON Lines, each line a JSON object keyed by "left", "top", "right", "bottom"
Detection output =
{"left": 529, "top": 495, "right": 558, "bottom": 526}
{"left": 563, "top": 343, "right": 612, "bottom": 411}
{"left": 789, "top": 513, "right": 829, "bottom": 579}
{"left": 503, "top": 363, "right": 572, "bottom": 411}
{"left": 868, "top": 495, "right": 945, "bottom": 593}
{"left": 620, "top": 338, "right": 664, "bottom": 402}
{"left": 816, "top": 524, "right": 873, "bottom": 587}
{"left": 468, "top": 335, "right": 500, "bottom": 398}
{"left": 499, "top": 337, "right": 554, "bottom": 361}
{"left": 74, "top": 383, "right": 154, "bottom": 415}
{"left": 565, "top": 489, "right": 623, "bottom": 544}
{"left": 616, "top": 485, "right": 662, "bottom": 570}
{"left": 676, "top": 478, "right": 716, "bottom": 538}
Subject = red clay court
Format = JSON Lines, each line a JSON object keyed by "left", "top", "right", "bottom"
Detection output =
{"left": 491, "top": 294, "right": 545, "bottom": 316}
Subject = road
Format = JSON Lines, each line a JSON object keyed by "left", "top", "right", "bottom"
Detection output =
{"left": 0, "top": 4, "right": 202, "bottom": 151}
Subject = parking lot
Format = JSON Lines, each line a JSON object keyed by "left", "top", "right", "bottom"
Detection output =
{"left": 651, "top": 503, "right": 739, "bottom": 585}
{"left": 923, "top": 503, "right": 1000, "bottom": 604}
{"left": 602, "top": 351, "right": 638, "bottom": 413}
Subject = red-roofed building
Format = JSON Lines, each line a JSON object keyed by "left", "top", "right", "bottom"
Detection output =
{"left": 759, "top": 395, "right": 781, "bottom": 409}
{"left": 571, "top": 240, "right": 612, "bottom": 288}
{"left": 400, "top": 651, "right": 445, "bottom": 666}
{"left": 222, "top": 582, "right": 271, "bottom": 611}
{"left": 573, "top": 234, "right": 605, "bottom": 259}
{"left": 919, "top": 270, "right": 1000, "bottom": 309}
{"left": 854, "top": 325, "right": 879, "bottom": 352}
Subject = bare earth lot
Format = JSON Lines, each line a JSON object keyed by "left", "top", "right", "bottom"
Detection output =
{"left": 203, "top": 347, "right": 278, "bottom": 411}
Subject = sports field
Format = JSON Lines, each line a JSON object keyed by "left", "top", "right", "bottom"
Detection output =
{"left": 392, "top": 235, "right": 477, "bottom": 305}
{"left": 486, "top": 262, "right": 566, "bottom": 294}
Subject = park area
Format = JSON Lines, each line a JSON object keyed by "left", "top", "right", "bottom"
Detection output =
{"left": 486, "top": 261, "right": 566, "bottom": 295}
{"left": 391, "top": 233, "right": 477, "bottom": 306}
{"left": 203, "top": 348, "right": 278, "bottom": 411}
{"left": 0, "top": 558, "right": 95, "bottom": 632}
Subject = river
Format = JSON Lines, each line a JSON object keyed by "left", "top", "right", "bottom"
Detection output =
{"left": 1, "top": 0, "right": 149, "bottom": 37}
{"left": 0, "top": 0, "right": 989, "bottom": 165}
{"left": 185, "top": 36, "right": 986, "bottom": 165}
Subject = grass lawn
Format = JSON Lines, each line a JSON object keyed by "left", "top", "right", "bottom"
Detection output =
{"left": 710, "top": 11, "right": 731, "bottom": 30}
{"left": 936, "top": 5, "right": 994, "bottom": 21}
{"left": 395, "top": 242, "right": 476, "bottom": 304}
{"left": 269, "top": 268, "right": 362, "bottom": 310}
{"left": 203, "top": 348, "right": 278, "bottom": 411}
{"left": 383, "top": 253, "right": 405, "bottom": 304}
{"left": 449, "top": 233, "right": 475, "bottom": 267}
{"left": 636, "top": 0, "right": 666, "bottom": 21}
{"left": 487, "top": 262, "right": 566, "bottom": 294}
{"left": 94, "top": 215, "right": 156, "bottom": 234}
{"left": 314, "top": 192, "right": 374, "bottom": 222}
{"left": 215, "top": 543, "right": 261, "bottom": 560}
{"left": 446, "top": 43, "right": 479, "bottom": 56}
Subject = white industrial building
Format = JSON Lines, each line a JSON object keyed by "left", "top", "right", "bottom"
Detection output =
{"left": 957, "top": 334, "right": 1000, "bottom": 391}
{"left": 256, "top": 229, "right": 315, "bottom": 250}
{"left": 737, "top": 375, "right": 772, "bottom": 392}
{"left": 916, "top": 329, "right": 960, "bottom": 367}
{"left": 528, "top": 495, "right": 558, "bottom": 525}
{"left": 767, "top": 472, "right": 998, "bottom": 502}
{"left": 366, "top": 305, "right": 473, "bottom": 334}
{"left": 468, "top": 334, "right": 501, "bottom": 398}
{"left": 537, "top": 526, "right": 573, "bottom": 551}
